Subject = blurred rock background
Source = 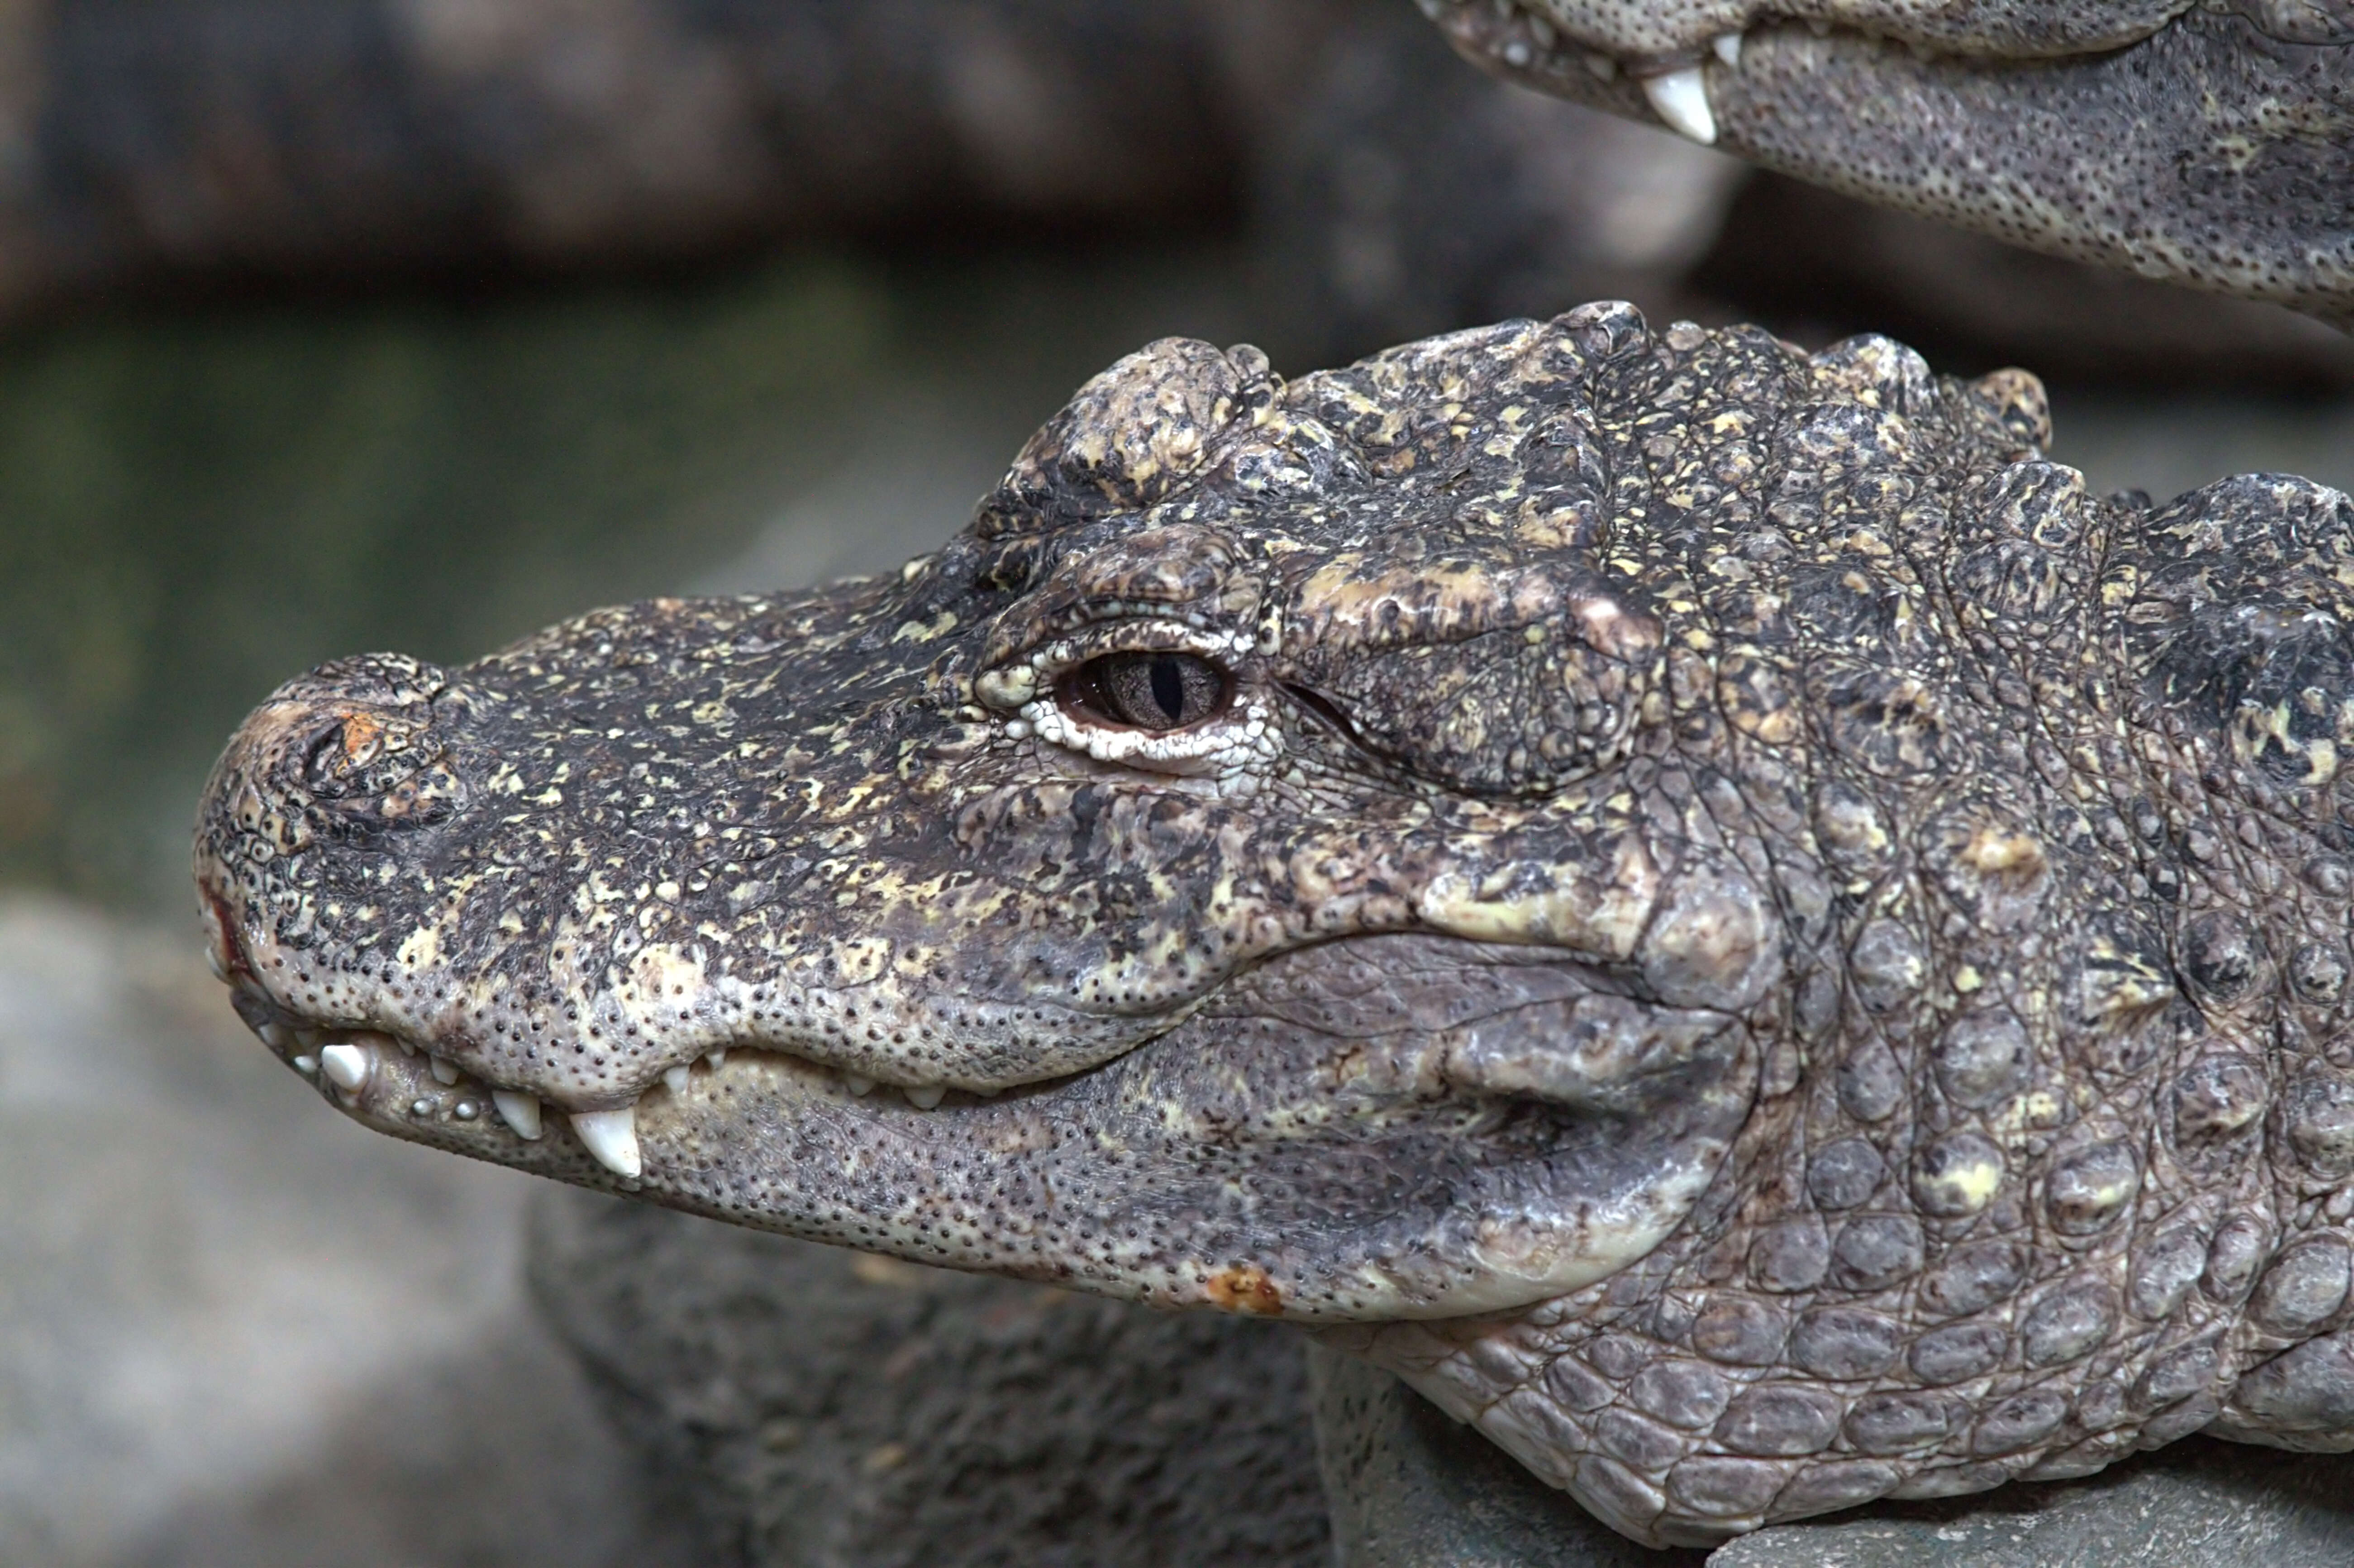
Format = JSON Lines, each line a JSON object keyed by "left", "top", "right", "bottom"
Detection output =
{"left": 0, "top": 2, "right": 2349, "bottom": 1564}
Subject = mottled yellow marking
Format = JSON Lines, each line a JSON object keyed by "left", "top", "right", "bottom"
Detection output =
{"left": 629, "top": 945, "right": 707, "bottom": 1015}
{"left": 1925, "top": 1155, "right": 2003, "bottom": 1214}
{"left": 396, "top": 924, "right": 444, "bottom": 970}
{"left": 832, "top": 938, "right": 891, "bottom": 984}
{"left": 1415, "top": 839, "right": 1658, "bottom": 959}
{"left": 1961, "top": 826, "right": 2045, "bottom": 878}
{"left": 891, "top": 610, "right": 960, "bottom": 643}
{"left": 1954, "top": 964, "right": 1983, "bottom": 993}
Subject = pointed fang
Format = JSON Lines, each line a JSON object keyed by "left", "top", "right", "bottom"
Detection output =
{"left": 319, "top": 1043, "right": 372, "bottom": 1092}
{"left": 663, "top": 1064, "right": 692, "bottom": 1098}
{"left": 844, "top": 1075, "right": 875, "bottom": 1097}
{"left": 572, "top": 1106, "right": 642, "bottom": 1178}
{"left": 1643, "top": 67, "right": 1716, "bottom": 144}
{"left": 1713, "top": 31, "right": 1742, "bottom": 66}
{"left": 905, "top": 1085, "right": 946, "bottom": 1110}
{"left": 492, "top": 1089, "right": 543, "bottom": 1141}
{"left": 429, "top": 1054, "right": 462, "bottom": 1086}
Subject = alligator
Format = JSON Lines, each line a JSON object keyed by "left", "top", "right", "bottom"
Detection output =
{"left": 1413, "top": 0, "right": 2354, "bottom": 329}
{"left": 192, "top": 303, "right": 2354, "bottom": 1546}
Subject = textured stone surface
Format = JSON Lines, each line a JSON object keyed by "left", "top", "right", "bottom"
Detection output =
{"left": 0, "top": 0, "right": 1324, "bottom": 312}
{"left": 1322, "top": 1351, "right": 2354, "bottom": 1568}
{"left": 0, "top": 895, "right": 683, "bottom": 1568}
{"left": 528, "top": 1187, "right": 1330, "bottom": 1567}
{"left": 1314, "top": 1344, "right": 1711, "bottom": 1568}
{"left": 1709, "top": 1435, "right": 2354, "bottom": 1567}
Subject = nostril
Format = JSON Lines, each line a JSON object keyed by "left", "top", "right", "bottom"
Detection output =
{"left": 300, "top": 712, "right": 401, "bottom": 796}
{"left": 232, "top": 655, "right": 467, "bottom": 833}
{"left": 302, "top": 720, "right": 355, "bottom": 789}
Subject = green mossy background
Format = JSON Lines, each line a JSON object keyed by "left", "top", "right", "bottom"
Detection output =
{"left": 0, "top": 246, "right": 1255, "bottom": 910}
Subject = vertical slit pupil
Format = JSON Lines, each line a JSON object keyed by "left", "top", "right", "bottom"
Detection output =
{"left": 1150, "top": 655, "right": 1185, "bottom": 723}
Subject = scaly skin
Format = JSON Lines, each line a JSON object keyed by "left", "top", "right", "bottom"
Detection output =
{"left": 194, "top": 306, "right": 2354, "bottom": 1545}
{"left": 1415, "top": 0, "right": 2354, "bottom": 328}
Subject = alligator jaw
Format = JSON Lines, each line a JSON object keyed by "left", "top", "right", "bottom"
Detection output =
{"left": 1432, "top": 5, "right": 2354, "bottom": 327}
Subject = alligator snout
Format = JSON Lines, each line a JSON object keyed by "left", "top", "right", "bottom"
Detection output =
{"left": 194, "top": 650, "right": 473, "bottom": 1006}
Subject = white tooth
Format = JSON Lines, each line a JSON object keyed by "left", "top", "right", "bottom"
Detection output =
{"left": 663, "top": 1065, "right": 692, "bottom": 1098}
{"left": 205, "top": 945, "right": 227, "bottom": 982}
{"left": 319, "top": 1043, "right": 372, "bottom": 1092}
{"left": 258, "top": 1022, "right": 291, "bottom": 1050}
{"left": 292, "top": 1054, "right": 318, "bottom": 1074}
{"left": 572, "top": 1106, "right": 642, "bottom": 1178}
{"left": 1713, "top": 30, "right": 1742, "bottom": 66}
{"left": 295, "top": 1027, "right": 323, "bottom": 1049}
{"left": 704, "top": 1048, "right": 727, "bottom": 1070}
{"left": 843, "top": 1074, "right": 875, "bottom": 1097}
{"left": 1583, "top": 52, "right": 1617, "bottom": 80}
{"left": 429, "top": 1055, "right": 461, "bottom": 1086}
{"left": 1642, "top": 67, "right": 1716, "bottom": 144}
{"left": 905, "top": 1085, "right": 946, "bottom": 1110}
{"left": 492, "top": 1090, "right": 543, "bottom": 1140}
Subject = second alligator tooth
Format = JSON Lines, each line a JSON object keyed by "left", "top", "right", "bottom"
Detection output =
{"left": 492, "top": 1090, "right": 543, "bottom": 1140}
{"left": 844, "top": 1075, "right": 875, "bottom": 1097}
{"left": 319, "top": 1042, "right": 372, "bottom": 1092}
{"left": 572, "top": 1106, "right": 642, "bottom": 1178}
{"left": 429, "top": 1054, "right": 462, "bottom": 1086}
{"left": 1642, "top": 66, "right": 1716, "bottom": 145}
{"left": 905, "top": 1085, "right": 946, "bottom": 1110}
{"left": 663, "top": 1065, "right": 692, "bottom": 1098}
{"left": 1713, "top": 31, "right": 1742, "bottom": 66}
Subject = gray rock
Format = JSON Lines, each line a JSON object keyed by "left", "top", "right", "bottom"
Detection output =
{"left": 0, "top": 0, "right": 1341, "bottom": 315}
{"left": 1315, "top": 1350, "right": 2354, "bottom": 1568}
{"left": 0, "top": 896, "right": 681, "bottom": 1568}
{"left": 1710, "top": 1437, "right": 2354, "bottom": 1568}
{"left": 526, "top": 1187, "right": 1332, "bottom": 1567}
{"left": 1312, "top": 1344, "right": 1711, "bottom": 1568}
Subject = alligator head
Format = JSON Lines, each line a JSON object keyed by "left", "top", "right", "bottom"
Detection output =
{"left": 1414, "top": 0, "right": 2354, "bottom": 328}
{"left": 195, "top": 307, "right": 2354, "bottom": 1544}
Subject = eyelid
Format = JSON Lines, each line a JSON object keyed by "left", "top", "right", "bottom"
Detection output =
{"left": 974, "top": 619, "right": 1258, "bottom": 713}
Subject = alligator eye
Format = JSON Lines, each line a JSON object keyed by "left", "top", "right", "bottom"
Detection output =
{"left": 1058, "top": 651, "right": 1231, "bottom": 732}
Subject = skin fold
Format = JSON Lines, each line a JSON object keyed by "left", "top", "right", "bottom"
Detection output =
{"left": 1415, "top": 0, "right": 2354, "bottom": 328}
{"left": 195, "top": 306, "right": 2354, "bottom": 1544}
